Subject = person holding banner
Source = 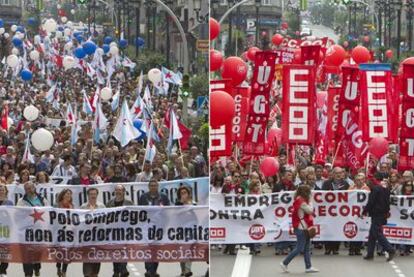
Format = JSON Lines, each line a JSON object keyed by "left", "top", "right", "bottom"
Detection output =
{"left": 139, "top": 179, "right": 170, "bottom": 277}
{"left": 362, "top": 180, "right": 395, "bottom": 262}
{"left": 55, "top": 189, "right": 74, "bottom": 277}
{"left": 106, "top": 184, "right": 134, "bottom": 277}
{"left": 80, "top": 188, "right": 105, "bottom": 277}
{"left": 280, "top": 185, "right": 319, "bottom": 273}
{"left": 0, "top": 184, "right": 12, "bottom": 277}
{"left": 175, "top": 186, "right": 196, "bottom": 277}
{"left": 17, "top": 182, "right": 49, "bottom": 277}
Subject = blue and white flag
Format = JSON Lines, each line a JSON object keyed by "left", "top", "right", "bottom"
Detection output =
{"left": 162, "top": 67, "right": 182, "bottom": 86}
{"left": 111, "top": 89, "right": 120, "bottom": 112}
{"left": 93, "top": 100, "right": 108, "bottom": 144}
{"left": 113, "top": 100, "right": 141, "bottom": 147}
{"left": 82, "top": 91, "right": 93, "bottom": 115}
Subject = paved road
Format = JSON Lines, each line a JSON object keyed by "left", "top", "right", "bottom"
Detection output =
{"left": 307, "top": 24, "right": 340, "bottom": 43}
{"left": 5, "top": 262, "right": 208, "bottom": 277}
{"left": 211, "top": 245, "right": 412, "bottom": 277}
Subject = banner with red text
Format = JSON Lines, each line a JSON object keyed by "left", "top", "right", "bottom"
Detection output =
{"left": 210, "top": 123, "right": 233, "bottom": 157}
{"left": 210, "top": 192, "right": 414, "bottom": 245}
{"left": 243, "top": 51, "right": 277, "bottom": 155}
{"left": 359, "top": 64, "right": 395, "bottom": 142}
{"left": 0, "top": 206, "right": 208, "bottom": 263}
{"left": 210, "top": 79, "right": 233, "bottom": 95}
{"left": 281, "top": 65, "right": 316, "bottom": 145}
{"left": 232, "top": 87, "right": 249, "bottom": 142}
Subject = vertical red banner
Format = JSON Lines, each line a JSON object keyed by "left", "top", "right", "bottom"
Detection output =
{"left": 243, "top": 51, "right": 277, "bottom": 155}
{"left": 232, "top": 87, "right": 249, "bottom": 142}
{"left": 359, "top": 64, "right": 395, "bottom": 141}
{"left": 326, "top": 87, "right": 340, "bottom": 152}
{"left": 281, "top": 65, "right": 316, "bottom": 145}
{"left": 210, "top": 79, "right": 233, "bottom": 95}
{"left": 399, "top": 64, "right": 414, "bottom": 170}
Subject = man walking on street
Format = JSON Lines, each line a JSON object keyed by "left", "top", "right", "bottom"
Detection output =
{"left": 107, "top": 185, "right": 134, "bottom": 277}
{"left": 362, "top": 180, "right": 395, "bottom": 261}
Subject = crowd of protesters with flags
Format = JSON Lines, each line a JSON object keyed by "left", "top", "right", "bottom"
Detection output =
{"left": 209, "top": 17, "right": 414, "bottom": 262}
{"left": 0, "top": 16, "right": 207, "bottom": 277}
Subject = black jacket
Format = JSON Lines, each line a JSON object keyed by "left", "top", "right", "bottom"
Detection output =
{"left": 363, "top": 185, "right": 391, "bottom": 220}
{"left": 138, "top": 192, "right": 170, "bottom": 206}
{"left": 322, "top": 179, "right": 349, "bottom": 191}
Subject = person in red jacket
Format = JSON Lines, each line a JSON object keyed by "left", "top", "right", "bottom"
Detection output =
{"left": 280, "top": 185, "right": 319, "bottom": 273}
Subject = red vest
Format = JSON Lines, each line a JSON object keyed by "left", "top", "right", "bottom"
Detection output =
{"left": 291, "top": 196, "right": 314, "bottom": 229}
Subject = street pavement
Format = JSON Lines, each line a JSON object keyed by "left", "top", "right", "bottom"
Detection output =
{"left": 307, "top": 24, "right": 340, "bottom": 43}
{"left": 211, "top": 245, "right": 411, "bottom": 277}
{"left": 5, "top": 261, "right": 208, "bottom": 277}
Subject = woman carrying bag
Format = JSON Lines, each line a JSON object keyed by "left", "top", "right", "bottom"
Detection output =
{"left": 280, "top": 185, "right": 319, "bottom": 273}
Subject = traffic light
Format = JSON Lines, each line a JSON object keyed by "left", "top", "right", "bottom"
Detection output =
{"left": 181, "top": 74, "right": 190, "bottom": 98}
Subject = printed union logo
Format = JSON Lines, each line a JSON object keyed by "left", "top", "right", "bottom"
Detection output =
{"left": 210, "top": 228, "right": 226, "bottom": 239}
{"left": 343, "top": 222, "right": 358, "bottom": 239}
{"left": 249, "top": 224, "right": 266, "bottom": 240}
{"left": 383, "top": 226, "right": 412, "bottom": 239}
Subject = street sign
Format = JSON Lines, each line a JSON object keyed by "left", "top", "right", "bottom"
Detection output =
{"left": 196, "top": 40, "right": 209, "bottom": 52}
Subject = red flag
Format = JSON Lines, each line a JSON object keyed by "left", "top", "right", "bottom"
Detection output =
{"left": 232, "top": 87, "right": 249, "bottom": 142}
{"left": 301, "top": 45, "right": 321, "bottom": 66}
{"left": 164, "top": 109, "right": 192, "bottom": 150}
{"left": 243, "top": 51, "right": 277, "bottom": 155}
{"left": 1, "top": 105, "right": 8, "bottom": 131}
{"left": 281, "top": 64, "right": 316, "bottom": 145}
{"left": 399, "top": 64, "right": 414, "bottom": 170}
{"left": 326, "top": 87, "right": 340, "bottom": 152}
{"left": 359, "top": 64, "right": 395, "bottom": 141}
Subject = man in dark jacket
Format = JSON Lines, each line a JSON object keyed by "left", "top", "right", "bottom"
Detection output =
{"left": 139, "top": 179, "right": 170, "bottom": 277}
{"left": 107, "top": 184, "right": 134, "bottom": 277}
{"left": 362, "top": 180, "right": 395, "bottom": 261}
{"left": 69, "top": 164, "right": 96, "bottom": 185}
{"left": 322, "top": 167, "right": 350, "bottom": 254}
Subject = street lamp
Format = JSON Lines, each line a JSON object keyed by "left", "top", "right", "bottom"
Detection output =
{"left": 255, "top": 0, "right": 261, "bottom": 47}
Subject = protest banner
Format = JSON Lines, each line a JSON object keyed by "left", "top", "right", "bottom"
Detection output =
{"left": 0, "top": 206, "right": 208, "bottom": 263}
{"left": 210, "top": 191, "right": 414, "bottom": 245}
{"left": 7, "top": 177, "right": 209, "bottom": 207}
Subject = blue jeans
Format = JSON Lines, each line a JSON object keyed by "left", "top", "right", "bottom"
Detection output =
{"left": 367, "top": 216, "right": 394, "bottom": 257}
{"left": 282, "top": 229, "right": 311, "bottom": 269}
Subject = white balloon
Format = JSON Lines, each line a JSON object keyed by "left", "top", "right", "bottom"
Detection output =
{"left": 64, "top": 41, "right": 73, "bottom": 50}
{"left": 109, "top": 42, "right": 117, "bottom": 48}
{"left": 11, "top": 48, "right": 19, "bottom": 55}
{"left": 96, "top": 48, "right": 104, "bottom": 56}
{"left": 109, "top": 46, "right": 119, "bottom": 56}
{"left": 64, "top": 28, "right": 71, "bottom": 36}
{"left": 44, "top": 18, "right": 57, "bottom": 33}
{"left": 31, "top": 128, "right": 54, "bottom": 152}
{"left": 23, "top": 105, "right": 39, "bottom": 121}
{"left": 57, "top": 4, "right": 61, "bottom": 9}
{"left": 30, "top": 50, "right": 40, "bottom": 61}
{"left": 63, "top": 56, "right": 75, "bottom": 70}
{"left": 61, "top": 16, "right": 68, "bottom": 23}
{"left": 3, "top": 33, "right": 9, "bottom": 39}
{"left": 66, "top": 21, "right": 73, "bottom": 28}
{"left": 11, "top": 25, "right": 17, "bottom": 32}
{"left": 6, "top": 54, "right": 19, "bottom": 68}
{"left": 71, "top": 9, "right": 75, "bottom": 15}
{"left": 34, "top": 35, "right": 41, "bottom": 45}
{"left": 55, "top": 31, "right": 63, "bottom": 38}
{"left": 148, "top": 68, "right": 162, "bottom": 84}
{"left": 0, "top": 28, "right": 4, "bottom": 35}
{"left": 100, "top": 87, "right": 113, "bottom": 101}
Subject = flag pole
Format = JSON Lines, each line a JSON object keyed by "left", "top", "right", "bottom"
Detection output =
{"left": 331, "top": 140, "right": 343, "bottom": 167}
{"left": 142, "top": 121, "right": 153, "bottom": 171}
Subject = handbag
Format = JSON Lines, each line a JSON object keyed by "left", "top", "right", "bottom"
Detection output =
{"left": 300, "top": 218, "right": 317, "bottom": 239}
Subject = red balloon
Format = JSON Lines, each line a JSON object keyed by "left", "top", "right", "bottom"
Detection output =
{"left": 221, "top": 57, "right": 248, "bottom": 86}
{"left": 316, "top": 91, "right": 327, "bottom": 108}
{"left": 210, "top": 90, "right": 235, "bottom": 126}
{"left": 267, "top": 128, "right": 282, "bottom": 146}
{"left": 209, "top": 18, "right": 220, "bottom": 41}
{"left": 272, "top": 34, "right": 284, "bottom": 46}
{"left": 209, "top": 49, "right": 223, "bottom": 72}
{"left": 402, "top": 57, "right": 414, "bottom": 65}
{"left": 343, "top": 41, "right": 349, "bottom": 48}
{"left": 363, "top": 36, "right": 370, "bottom": 43}
{"left": 281, "top": 22, "right": 288, "bottom": 30}
{"left": 385, "top": 49, "right": 393, "bottom": 59}
{"left": 247, "top": 47, "right": 260, "bottom": 61}
{"left": 351, "top": 46, "right": 370, "bottom": 64}
{"left": 260, "top": 157, "right": 280, "bottom": 177}
{"left": 368, "top": 137, "right": 389, "bottom": 158}
{"left": 325, "top": 45, "right": 346, "bottom": 67}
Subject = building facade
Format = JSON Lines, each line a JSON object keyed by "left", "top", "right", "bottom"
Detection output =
{"left": 0, "top": 0, "right": 23, "bottom": 25}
